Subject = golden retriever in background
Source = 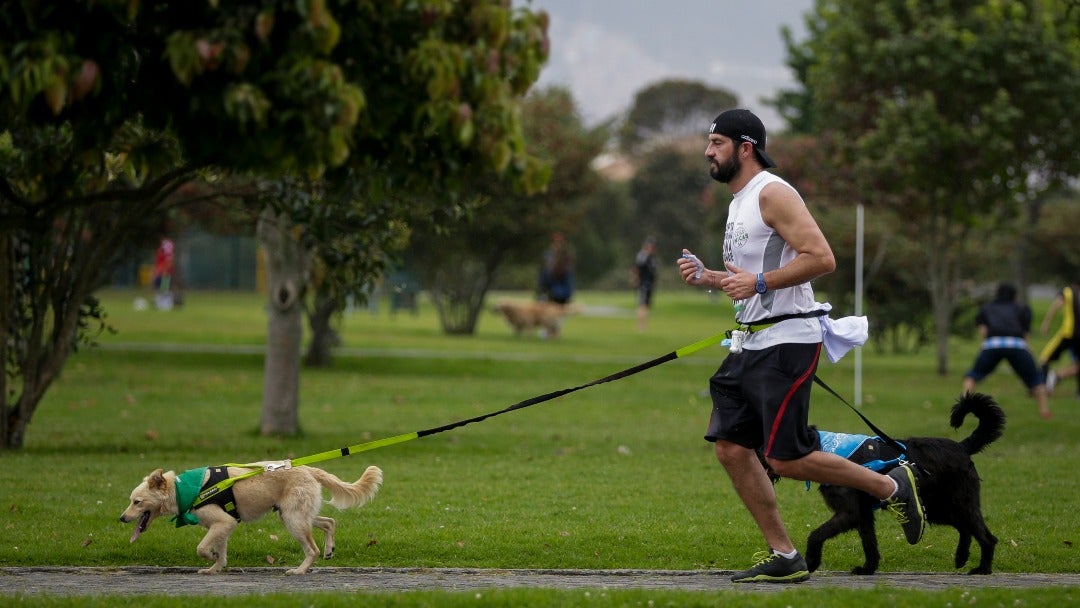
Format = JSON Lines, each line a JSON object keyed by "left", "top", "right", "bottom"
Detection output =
{"left": 494, "top": 300, "right": 578, "bottom": 339}
{"left": 120, "top": 464, "right": 382, "bottom": 575}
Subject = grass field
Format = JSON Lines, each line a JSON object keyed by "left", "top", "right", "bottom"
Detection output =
{"left": 3, "top": 287, "right": 1077, "bottom": 605}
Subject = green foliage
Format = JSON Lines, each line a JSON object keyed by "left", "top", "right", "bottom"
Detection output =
{"left": 0, "top": 0, "right": 553, "bottom": 447}
{"left": 628, "top": 145, "right": 725, "bottom": 266}
{"left": 770, "top": 25, "right": 818, "bottom": 134}
{"left": 409, "top": 87, "right": 606, "bottom": 334}
{"left": 1031, "top": 189, "right": 1080, "bottom": 281}
{"left": 572, "top": 181, "right": 638, "bottom": 288}
{"left": 812, "top": 198, "right": 1001, "bottom": 353}
{"left": 618, "top": 79, "right": 738, "bottom": 152}
{"left": 2, "top": 0, "right": 551, "bottom": 180}
{"left": 0, "top": 118, "right": 187, "bottom": 448}
{"left": 779, "top": 0, "right": 1080, "bottom": 373}
{"left": 797, "top": 0, "right": 1080, "bottom": 218}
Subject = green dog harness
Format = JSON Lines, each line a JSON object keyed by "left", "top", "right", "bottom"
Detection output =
{"left": 171, "top": 465, "right": 264, "bottom": 527}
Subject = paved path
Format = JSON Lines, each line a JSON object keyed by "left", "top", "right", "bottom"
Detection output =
{"left": 3, "top": 567, "right": 1078, "bottom": 596}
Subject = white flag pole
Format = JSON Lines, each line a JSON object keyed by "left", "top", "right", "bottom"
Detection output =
{"left": 855, "top": 204, "right": 864, "bottom": 406}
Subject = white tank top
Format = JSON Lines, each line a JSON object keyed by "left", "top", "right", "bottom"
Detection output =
{"left": 722, "top": 171, "right": 826, "bottom": 348}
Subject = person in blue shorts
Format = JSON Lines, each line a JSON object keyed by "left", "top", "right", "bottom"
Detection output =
{"left": 963, "top": 282, "right": 1051, "bottom": 419}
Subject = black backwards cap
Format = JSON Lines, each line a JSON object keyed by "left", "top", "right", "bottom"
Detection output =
{"left": 709, "top": 109, "right": 777, "bottom": 169}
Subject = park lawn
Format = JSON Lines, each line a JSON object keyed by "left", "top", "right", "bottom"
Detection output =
{"left": 5, "top": 588, "right": 1079, "bottom": 608}
{"left": 2, "top": 288, "right": 1077, "bottom": 605}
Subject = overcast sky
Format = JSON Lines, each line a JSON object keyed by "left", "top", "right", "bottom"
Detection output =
{"left": 522, "top": 0, "right": 816, "bottom": 132}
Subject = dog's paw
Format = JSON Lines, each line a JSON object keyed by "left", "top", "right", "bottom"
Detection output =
{"left": 285, "top": 567, "right": 309, "bottom": 575}
{"left": 967, "top": 566, "right": 992, "bottom": 575}
{"left": 851, "top": 565, "right": 877, "bottom": 576}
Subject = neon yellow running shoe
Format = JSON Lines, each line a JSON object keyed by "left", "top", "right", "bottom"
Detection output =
{"left": 730, "top": 550, "right": 810, "bottom": 583}
{"left": 884, "top": 462, "right": 926, "bottom": 545}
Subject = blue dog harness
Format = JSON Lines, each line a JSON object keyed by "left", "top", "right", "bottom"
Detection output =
{"left": 809, "top": 430, "right": 908, "bottom": 493}
{"left": 817, "top": 430, "right": 907, "bottom": 473}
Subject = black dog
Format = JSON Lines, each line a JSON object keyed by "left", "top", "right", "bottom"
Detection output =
{"left": 804, "top": 392, "right": 1005, "bottom": 575}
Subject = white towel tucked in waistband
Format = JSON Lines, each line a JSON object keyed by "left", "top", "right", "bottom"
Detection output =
{"left": 819, "top": 310, "right": 869, "bottom": 363}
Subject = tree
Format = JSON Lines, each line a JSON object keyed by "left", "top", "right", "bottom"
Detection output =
{"left": 618, "top": 79, "right": 738, "bottom": 153}
{"left": 783, "top": 0, "right": 1080, "bottom": 374}
{"left": 297, "top": 185, "right": 412, "bottom": 369}
{"left": 627, "top": 142, "right": 724, "bottom": 265}
{"left": 571, "top": 180, "right": 637, "bottom": 288}
{"left": 770, "top": 25, "right": 819, "bottom": 136}
{"left": 1, "top": 122, "right": 198, "bottom": 450}
{"left": 1, "top": 0, "right": 550, "bottom": 448}
{"left": 1031, "top": 189, "right": 1080, "bottom": 281}
{"left": 762, "top": 134, "right": 986, "bottom": 354}
{"left": 410, "top": 87, "right": 606, "bottom": 334}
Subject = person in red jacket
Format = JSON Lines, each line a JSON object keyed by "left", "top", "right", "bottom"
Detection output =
{"left": 152, "top": 237, "right": 175, "bottom": 310}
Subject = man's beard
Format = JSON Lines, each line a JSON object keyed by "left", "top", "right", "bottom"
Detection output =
{"left": 709, "top": 153, "right": 740, "bottom": 183}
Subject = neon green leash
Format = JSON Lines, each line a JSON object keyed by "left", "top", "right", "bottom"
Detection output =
{"left": 247, "top": 331, "right": 727, "bottom": 472}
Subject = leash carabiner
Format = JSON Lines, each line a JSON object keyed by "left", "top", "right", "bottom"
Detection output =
{"left": 261, "top": 460, "right": 292, "bottom": 472}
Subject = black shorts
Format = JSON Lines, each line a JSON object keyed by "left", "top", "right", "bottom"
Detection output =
{"left": 965, "top": 347, "right": 1043, "bottom": 389}
{"left": 637, "top": 283, "right": 654, "bottom": 307}
{"left": 704, "top": 342, "right": 822, "bottom": 460}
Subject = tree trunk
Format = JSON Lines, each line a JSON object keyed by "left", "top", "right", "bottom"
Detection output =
{"left": 304, "top": 293, "right": 339, "bottom": 368}
{"left": 429, "top": 291, "right": 484, "bottom": 335}
{"left": 0, "top": 231, "right": 10, "bottom": 448}
{"left": 932, "top": 284, "right": 952, "bottom": 376}
{"left": 3, "top": 199, "right": 160, "bottom": 448}
{"left": 1, "top": 232, "right": 83, "bottom": 449}
{"left": 1014, "top": 195, "right": 1045, "bottom": 305}
{"left": 257, "top": 208, "right": 307, "bottom": 436}
{"left": 428, "top": 264, "right": 494, "bottom": 335}
{"left": 926, "top": 213, "right": 967, "bottom": 376}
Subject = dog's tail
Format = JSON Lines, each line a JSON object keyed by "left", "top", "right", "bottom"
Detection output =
{"left": 950, "top": 392, "right": 1006, "bottom": 456}
{"left": 310, "top": 465, "right": 383, "bottom": 510}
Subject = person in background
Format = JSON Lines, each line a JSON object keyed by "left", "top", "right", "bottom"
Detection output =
{"left": 1042, "top": 356, "right": 1078, "bottom": 398}
{"left": 632, "top": 236, "right": 658, "bottom": 331}
{"left": 152, "top": 237, "right": 175, "bottom": 310}
{"left": 676, "top": 108, "right": 925, "bottom": 584}
{"left": 538, "top": 232, "right": 575, "bottom": 304}
{"left": 962, "top": 283, "right": 1051, "bottom": 419}
{"left": 1038, "top": 281, "right": 1080, "bottom": 399}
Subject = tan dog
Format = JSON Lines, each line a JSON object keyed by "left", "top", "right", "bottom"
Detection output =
{"left": 494, "top": 300, "right": 578, "bottom": 338}
{"left": 120, "top": 463, "right": 382, "bottom": 575}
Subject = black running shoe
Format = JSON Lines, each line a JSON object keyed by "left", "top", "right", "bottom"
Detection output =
{"left": 884, "top": 462, "right": 926, "bottom": 545}
{"left": 730, "top": 550, "right": 810, "bottom": 583}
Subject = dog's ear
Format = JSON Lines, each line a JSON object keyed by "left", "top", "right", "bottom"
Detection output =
{"left": 147, "top": 469, "right": 167, "bottom": 491}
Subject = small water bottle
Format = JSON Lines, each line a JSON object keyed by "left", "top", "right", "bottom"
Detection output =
{"left": 681, "top": 252, "right": 704, "bottom": 280}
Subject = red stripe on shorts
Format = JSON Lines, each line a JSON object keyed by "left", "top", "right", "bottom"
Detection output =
{"left": 764, "top": 342, "right": 821, "bottom": 457}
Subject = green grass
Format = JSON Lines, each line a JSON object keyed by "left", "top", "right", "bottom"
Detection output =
{"left": 5, "top": 588, "right": 1079, "bottom": 608}
{"left": 4, "top": 288, "right": 1078, "bottom": 605}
